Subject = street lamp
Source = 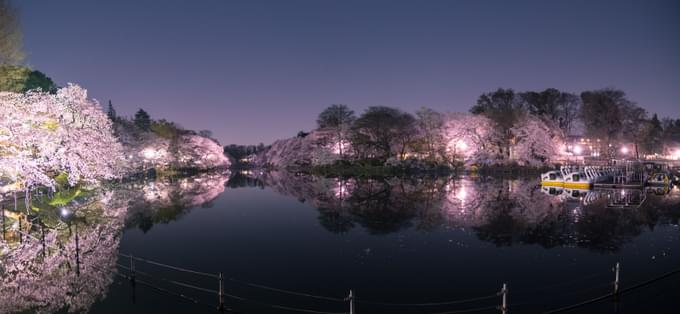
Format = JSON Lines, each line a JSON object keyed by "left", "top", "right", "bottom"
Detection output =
{"left": 573, "top": 145, "right": 583, "bottom": 155}
{"left": 621, "top": 146, "right": 629, "bottom": 155}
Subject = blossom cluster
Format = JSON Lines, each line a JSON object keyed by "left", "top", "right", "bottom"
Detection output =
{"left": 0, "top": 84, "right": 124, "bottom": 190}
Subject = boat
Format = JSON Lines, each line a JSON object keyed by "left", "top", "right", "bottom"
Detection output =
{"left": 540, "top": 170, "right": 564, "bottom": 187}
{"left": 646, "top": 172, "right": 671, "bottom": 187}
{"left": 563, "top": 167, "right": 594, "bottom": 189}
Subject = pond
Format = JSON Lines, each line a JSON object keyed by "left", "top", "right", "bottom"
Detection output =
{"left": 1, "top": 171, "right": 679, "bottom": 313}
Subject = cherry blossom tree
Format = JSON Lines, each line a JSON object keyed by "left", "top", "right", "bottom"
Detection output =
{"left": 0, "top": 84, "right": 124, "bottom": 192}
{"left": 510, "top": 114, "right": 564, "bottom": 166}
{"left": 442, "top": 113, "right": 503, "bottom": 165}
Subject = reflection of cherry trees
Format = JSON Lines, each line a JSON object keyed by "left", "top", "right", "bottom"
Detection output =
{"left": 121, "top": 172, "right": 230, "bottom": 231}
{"left": 1, "top": 172, "right": 231, "bottom": 312}
{"left": 0, "top": 201, "right": 126, "bottom": 313}
{"left": 256, "top": 172, "right": 680, "bottom": 251}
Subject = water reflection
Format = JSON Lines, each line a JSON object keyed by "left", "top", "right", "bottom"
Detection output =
{"left": 121, "top": 172, "right": 230, "bottom": 232}
{"left": 251, "top": 172, "right": 680, "bottom": 251}
{"left": 0, "top": 171, "right": 230, "bottom": 313}
{"left": 1, "top": 170, "right": 679, "bottom": 313}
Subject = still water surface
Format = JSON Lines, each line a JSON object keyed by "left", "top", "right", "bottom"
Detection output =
{"left": 2, "top": 172, "right": 679, "bottom": 313}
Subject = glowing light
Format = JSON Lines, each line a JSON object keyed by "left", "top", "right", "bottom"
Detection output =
{"left": 456, "top": 140, "right": 468, "bottom": 151}
{"left": 457, "top": 186, "right": 467, "bottom": 202}
{"left": 621, "top": 146, "right": 629, "bottom": 155}
{"left": 573, "top": 145, "right": 583, "bottom": 155}
{"left": 142, "top": 148, "right": 157, "bottom": 159}
{"left": 59, "top": 207, "right": 71, "bottom": 218}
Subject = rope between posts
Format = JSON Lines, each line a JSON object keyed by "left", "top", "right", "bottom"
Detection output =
{"left": 119, "top": 253, "right": 218, "bottom": 279}
{"left": 217, "top": 290, "right": 346, "bottom": 314}
{"left": 228, "top": 277, "right": 346, "bottom": 302}
{"left": 428, "top": 305, "right": 499, "bottom": 314}
{"left": 513, "top": 271, "right": 608, "bottom": 295}
{"left": 271, "top": 304, "right": 348, "bottom": 314}
{"left": 543, "top": 266, "right": 680, "bottom": 314}
{"left": 115, "top": 263, "right": 219, "bottom": 295}
{"left": 355, "top": 293, "right": 498, "bottom": 307}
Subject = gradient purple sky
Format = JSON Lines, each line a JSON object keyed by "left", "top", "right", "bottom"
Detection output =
{"left": 15, "top": 0, "right": 680, "bottom": 145}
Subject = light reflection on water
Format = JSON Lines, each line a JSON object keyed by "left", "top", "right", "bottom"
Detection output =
{"left": 1, "top": 171, "right": 679, "bottom": 313}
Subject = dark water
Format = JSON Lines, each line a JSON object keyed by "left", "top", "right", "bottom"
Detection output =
{"left": 1, "top": 172, "right": 679, "bottom": 313}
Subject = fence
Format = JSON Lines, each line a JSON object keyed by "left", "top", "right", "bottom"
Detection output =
{"left": 110, "top": 252, "right": 680, "bottom": 314}
{"left": 3, "top": 217, "right": 680, "bottom": 313}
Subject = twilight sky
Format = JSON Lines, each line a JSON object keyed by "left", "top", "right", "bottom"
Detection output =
{"left": 15, "top": 0, "right": 680, "bottom": 145}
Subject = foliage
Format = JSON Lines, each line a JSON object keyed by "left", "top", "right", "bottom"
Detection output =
{"left": 510, "top": 114, "right": 563, "bottom": 166}
{"left": 0, "top": 0, "right": 23, "bottom": 65}
{"left": 470, "top": 88, "right": 525, "bottom": 157}
{"left": 520, "top": 88, "right": 580, "bottom": 135}
{"left": 317, "top": 104, "right": 355, "bottom": 157}
{"left": 415, "top": 107, "right": 445, "bottom": 160}
{"left": 150, "top": 119, "right": 181, "bottom": 139}
{"left": 580, "top": 89, "right": 628, "bottom": 146}
{"left": 640, "top": 114, "right": 663, "bottom": 154}
{"left": 350, "top": 106, "right": 415, "bottom": 160}
{"left": 106, "top": 100, "right": 117, "bottom": 121}
{"left": 0, "top": 65, "right": 57, "bottom": 93}
{"left": 443, "top": 113, "right": 503, "bottom": 165}
{"left": 620, "top": 102, "right": 648, "bottom": 158}
{"left": 134, "top": 108, "right": 151, "bottom": 131}
{"left": 317, "top": 104, "right": 355, "bottom": 129}
{"left": 224, "top": 143, "right": 267, "bottom": 161}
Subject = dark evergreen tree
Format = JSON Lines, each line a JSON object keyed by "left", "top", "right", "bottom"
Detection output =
{"left": 107, "top": 100, "right": 117, "bottom": 122}
{"left": 642, "top": 114, "right": 664, "bottom": 154}
{"left": 134, "top": 108, "right": 151, "bottom": 131}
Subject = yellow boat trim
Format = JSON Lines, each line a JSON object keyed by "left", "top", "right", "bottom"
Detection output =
{"left": 564, "top": 182, "right": 592, "bottom": 189}
{"left": 541, "top": 181, "right": 564, "bottom": 187}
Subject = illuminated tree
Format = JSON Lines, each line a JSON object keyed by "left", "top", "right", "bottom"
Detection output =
{"left": 0, "top": 84, "right": 125, "bottom": 190}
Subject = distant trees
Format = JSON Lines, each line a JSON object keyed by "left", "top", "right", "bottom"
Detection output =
{"left": 317, "top": 104, "right": 355, "bottom": 156}
{"left": 510, "top": 115, "right": 562, "bottom": 166}
{"left": 317, "top": 104, "right": 355, "bottom": 129}
{"left": 443, "top": 113, "right": 501, "bottom": 165}
{"left": 640, "top": 114, "right": 663, "bottom": 155}
{"left": 580, "top": 89, "right": 629, "bottom": 150}
{"left": 0, "top": 0, "right": 24, "bottom": 65}
{"left": 662, "top": 119, "right": 680, "bottom": 153}
{"left": 107, "top": 100, "right": 117, "bottom": 122}
{"left": 520, "top": 88, "right": 580, "bottom": 135}
{"left": 470, "top": 88, "right": 525, "bottom": 158}
{"left": 0, "top": 65, "right": 57, "bottom": 93}
{"left": 224, "top": 144, "right": 267, "bottom": 161}
{"left": 351, "top": 106, "right": 415, "bottom": 160}
{"left": 290, "top": 87, "right": 674, "bottom": 168}
{"left": 578, "top": 88, "right": 667, "bottom": 157}
{"left": 134, "top": 109, "right": 151, "bottom": 131}
{"left": 620, "top": 102, "right": 648, "bottom": 159}
{"left": 415, "top": 107, "right": 445, "bottom": 160}
{"left": 198, "top": 130, "right": 213, "bottom": 138}
{"left": 150, "top": 119, "right": 182, "bottom": 139}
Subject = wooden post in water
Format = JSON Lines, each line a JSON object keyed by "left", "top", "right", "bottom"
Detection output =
{"left": 613, "top": 262, "right": 620, "bottom": 295}
{"left": 347, "top": 289, "right": 355, "bottom": 314}
{"left": 218, "top": 272, "right": 225, "bottom": 313}
{"left": 499, "top": 283, "right": 508, "bottom": 314}
{"left": 130, "top": 254, "right": 136, "bottom": 283}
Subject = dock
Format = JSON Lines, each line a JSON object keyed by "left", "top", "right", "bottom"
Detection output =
{"left": 594, "top": 183, "right": 644, "bottom": 189}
